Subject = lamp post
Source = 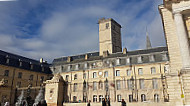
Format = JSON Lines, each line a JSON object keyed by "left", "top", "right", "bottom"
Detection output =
{"left": 83, "top": 80, "right": 87, "bottom": 102}
{"left": 131, "top": 76, "right": 135, "bottom": 102}
{"left": 105, "top": 78, "right": 108, "bottom": 99}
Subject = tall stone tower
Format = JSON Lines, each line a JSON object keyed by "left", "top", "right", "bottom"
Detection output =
{"left": 98, "top": 18, "right": 122, "bottom": 56}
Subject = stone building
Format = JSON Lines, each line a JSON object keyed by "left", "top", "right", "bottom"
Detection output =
{"left": 45, "top": 18, "right": 170, "bottom": 106}
{"left": 0, "top": 50, "right": 51, "bottom": 105}
{"left": 159, "top": 0, "right": 190, "bottom": 105}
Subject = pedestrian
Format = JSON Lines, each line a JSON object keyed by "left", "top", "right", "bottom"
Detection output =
{"left": 121, "top": 99, "right": 126, "bottom": 106}
{"left": 102, "top": 98, "right": 106, "bottom": 106}
{"left": 87, "top": 100, "right": 91, "bottom": 106}
{"left": 107, "top": 98, "right": 111, "bottom": 106}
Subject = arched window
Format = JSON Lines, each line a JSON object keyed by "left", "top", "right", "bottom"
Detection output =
{"left": 141, "top": 94, "right": 146, "bottom": 102}
{"left": 73, "top": 96, "right": 77, "bottom": 102}
{"left": 154, "top": 94, "right": 159, "bottom": 102}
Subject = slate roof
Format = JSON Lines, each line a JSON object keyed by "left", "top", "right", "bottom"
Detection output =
{"left": 0, "top": 50, "right": 52, "bottom": 74}
{"left": 52, "top": 47, "right": 168, "bottom": 66}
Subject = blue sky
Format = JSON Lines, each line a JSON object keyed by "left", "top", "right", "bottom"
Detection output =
{"left": 0, "top": 0, "right": 165, "bottom": 62}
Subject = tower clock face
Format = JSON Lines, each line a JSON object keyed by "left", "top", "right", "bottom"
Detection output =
{"left": 99, "top": 71, "right": 103, "bottom": 76}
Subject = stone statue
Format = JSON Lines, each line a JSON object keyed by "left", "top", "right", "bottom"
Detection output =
{"left": 0, "top": 78, "right": 5, "bottom": 86}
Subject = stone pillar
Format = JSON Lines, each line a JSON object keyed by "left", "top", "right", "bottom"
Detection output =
{"left": 45, "top": 74, "right": 64, "bottom": 106}
{"left": 174, "top": 12, "right": 190, "bottom": 68}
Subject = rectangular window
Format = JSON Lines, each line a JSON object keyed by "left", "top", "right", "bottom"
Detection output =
{"left": 139, "top": 79, "right": 144, "bottom": 89}
{"left": 127, "top": 80, "right": 132, "bottom": 90}
{"left": 104, "top": 81, "right": 109, "bottom": 91}
{"left": 83, "top": 73, "right": 86, "bottom": 79}
{"left": 18, "top": 72, "right": 22, "bottom": 79}
{"left": 152, "top": 78, "right": 158, "bottom": 89}
{"left": 40, "top": 76, "right": 44, "bottom": 83}
{"left": 17, "top": 82, "right": 21, "bottom": 88}
{"left": 138, "top": 68, "right": 143, "bottom": 75}
{"left": 73, "top": 83, "right": 77, "bottom": 92}
{"left": 129, "top": 95, "right": 133, "bottom": 102}
{"left": 117, "top": 95, "right": 122, "bottom": 102}
{"left": 151, "top": 67, "right": 156, "bottom": 74}
{"left": 74, "top": 74, "right": 77, "bottom": 80}
{"left": 104, "top": 71, "right": 108, "bottom": 77}
{"left": 115, "top": 70, "right": 120, "bottom": 76}
{"left": 93, "top": 95, "right": 97, "bottom": 102}
{"left": 99, "top": 81, "right": 103, "bottom": 90}
{"left": 93, "top": 82, "right": 97, "bottom": 90}
{"left": 4, "top": 70, "right": 9, "bottom": 76}
{"left": 93, "top": 72, "right": 97, "bottom": 78}
{"left": 127, "top": 70, "right": 131, "bottom": 76}
{"left": 29, "top": 75, "right": 33, "bottom": 80}
{"left": 116, "top": 80, "right": 121, "bottom": 90}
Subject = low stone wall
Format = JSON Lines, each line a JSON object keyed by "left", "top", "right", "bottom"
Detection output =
{"left": 63, "top": 102, "right": 179, "bottom": 106}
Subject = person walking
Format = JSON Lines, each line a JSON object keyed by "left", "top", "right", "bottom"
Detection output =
{"left": 102, "top": 98, "right": 106, "bottom": 106}
{"left": 107, "top": 98, "right": 111, "bottom": 106}
{"left": 121, "top": 99, "right": 126, "bottom": 106}
{"left": 87, "top": 100, "right": 91, "bottom": 106}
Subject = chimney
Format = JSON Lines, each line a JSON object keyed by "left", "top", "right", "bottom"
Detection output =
{"left": 85, "top": 54, "right": 88, "bottom": 60}
{"left": 40, "top": 58, "right": 43, "bottom": 63}
{"left": 67, "top": 56, "right": 71, "bottom": 62}
{"left": 123, "top": 48, "right": 127, "bottom": 54}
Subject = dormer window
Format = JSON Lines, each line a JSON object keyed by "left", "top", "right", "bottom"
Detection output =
{"left": 126, "top": 57, "right": 131, "bottom": 64}
{"left": 30, "top": 62, "right": 33, "bottom": 70}
{"left": 149, "top": 55, "right": 155, "bottom": 62}
{"left": 67, "top": 65, "right": 71, "bottom": 71}
{"left": 75, "top": 64, "right": 79, "bottom": 70}
{"left": 137, "top": 56, "right": 143, "bottom": 63}
{"left": 61, "top": 66, "right": 64, "bottom": 72}
{"left": 116, "top": 58, "right": 120, "bottom": 66}
{"left": 19, "top": 59, "right": 22, "bottom": 67}
{"left": 162, "top": 53, "right": 168, "bottom": 61}
{"left": 6, "top": 55, "right": 9, "bottom": 64}
{"left": 41, "top": 65, "right": 44, "bottom": 72}
{"left": 84, "top": 63, "right": 88, "bottom": 69}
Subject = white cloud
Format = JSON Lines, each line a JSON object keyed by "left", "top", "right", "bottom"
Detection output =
{"left": 0, "top": 0, "right": 165, "bottom": 62}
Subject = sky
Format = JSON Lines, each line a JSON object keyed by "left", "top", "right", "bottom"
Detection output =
{"left": 0, "top": 0, "right": 165, "bottom": 62}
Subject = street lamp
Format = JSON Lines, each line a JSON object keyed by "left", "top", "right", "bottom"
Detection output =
{"left": 105, "top": 78, "right": 108, "bottom": 99}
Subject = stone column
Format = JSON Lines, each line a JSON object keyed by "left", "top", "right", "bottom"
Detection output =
{"left": 174, "top": 12, "right": 190, "bottom": 68}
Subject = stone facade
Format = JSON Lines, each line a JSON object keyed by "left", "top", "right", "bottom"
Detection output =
{"left": 45, "top": 17, "right": 171, "bottom": 106}
{"left": 0, "top": 50, "right": 51, "bottom": 105}
{"left": 159, "top": 0, "right": 190, "bottom": 105}
{"left": 99, "top": 18, "right": 122, "bottom": 56}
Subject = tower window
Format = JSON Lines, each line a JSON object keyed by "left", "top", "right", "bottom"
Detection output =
{"left": 106, "top": 23, "right": 109, "bottom": 29}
